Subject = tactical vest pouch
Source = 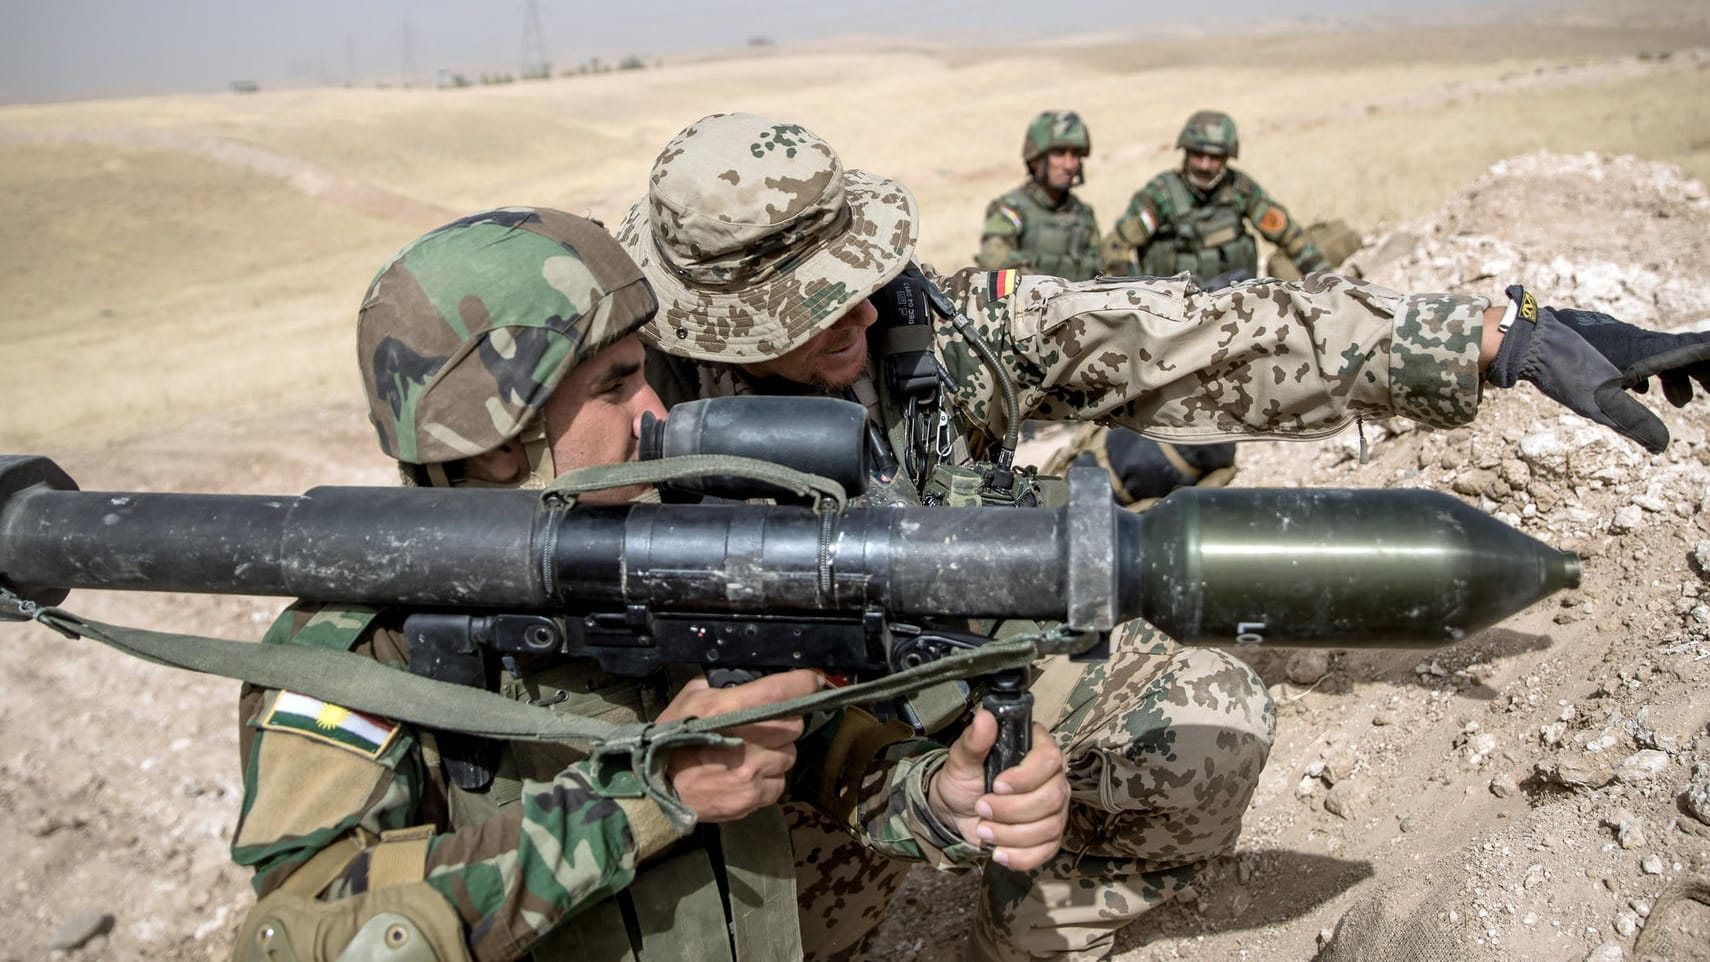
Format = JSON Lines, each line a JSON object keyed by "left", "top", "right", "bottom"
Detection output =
{"left": 1199, "top": 224, "right": 1241, "bottom": 249}
{"left": 234, "top": 882, "right": 472, "bottom": 962}
{"left": 1139, "top": 243, "right": 1178, "bottom": 278}
{"left": 921, "top": 463, "right": 986, "bottom": 506}
{"left": 920, "top": 461, "right": 1066, "bottom": 509}
{"left": 525, "top": 814, "right": 802, "bottom": 962}
{"left": 717, "top": 808, "right": 804, "bottom": 962}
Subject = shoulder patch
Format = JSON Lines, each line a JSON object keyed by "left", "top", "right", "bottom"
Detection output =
{"left": 996, "top": 206, "right": 1023, "bottom": 233}
{"left": 1140, "top": 209, "right": 1158, "bottom": 236}
{"left": 1258, "top": 208, "right": 1288, "bottom": 234}
{"left": 263, "top": 690, "right": 399, "bottom": 760}
{"left": 989, "top": 269, "right": 1018, "bottom": 300}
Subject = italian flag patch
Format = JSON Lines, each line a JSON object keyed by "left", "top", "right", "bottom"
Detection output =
{"left": 263, "top": 691, "right": 399, "bottom": 759}
{"left": 989, "top": 269, "right": 1018, "bottom": 299}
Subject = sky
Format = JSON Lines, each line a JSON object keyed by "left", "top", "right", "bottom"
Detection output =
{"left": 1, "top": 0, "right": 1482, "bottom": 104}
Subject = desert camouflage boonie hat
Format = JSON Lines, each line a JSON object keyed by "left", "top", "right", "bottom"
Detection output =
{"left": 616, "top": 112, "right": 918, "bottom": 363}
{"left": 1176, "top": 109, "right": 1239, "bottom": 158}
{"left": 358, "top": 207, "right": 657, "bottom": 464}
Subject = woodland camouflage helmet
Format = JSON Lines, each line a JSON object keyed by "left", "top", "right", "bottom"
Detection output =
{"left": 1022, "top": 110, "right": 1092, "bottom": 162}
{"left": 357, "top": 207, "right": 658, "bottom": 471}
{"left": 1175, "top": 109, "right": 1239, "bottom": 158}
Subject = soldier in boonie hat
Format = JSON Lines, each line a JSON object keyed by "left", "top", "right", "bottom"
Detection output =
{"left": 615, "top": 112, "right": 918, "bottom": 364}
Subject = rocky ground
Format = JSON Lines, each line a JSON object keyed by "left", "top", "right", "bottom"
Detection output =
{"left": 4, "top": 151, "right": 1710, "bottom": 961}
{"left": 864, "top": 151, "right": 1710, "bottom": 962}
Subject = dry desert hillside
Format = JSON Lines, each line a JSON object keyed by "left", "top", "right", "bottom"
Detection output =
{"left": 3, "top": 8, "right": 1710, "bottom": 961}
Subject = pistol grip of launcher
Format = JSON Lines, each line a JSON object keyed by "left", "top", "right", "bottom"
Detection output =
{"left": 982, "top": 671, "right": 1034, "bottom": 792}
{"left": 705, "top": 667, "right": 764, "bottom": 689}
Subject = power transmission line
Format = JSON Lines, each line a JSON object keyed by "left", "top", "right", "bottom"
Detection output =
{"left": 521, "top": 0, "right": 550, "bottom": 78}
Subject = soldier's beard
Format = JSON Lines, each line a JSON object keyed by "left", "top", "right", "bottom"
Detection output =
{"left": 1185, "top": 165, "right": 1227, "bottom": 192}
{"left": 809, "top": 369, "right": 863, "bottom": 393}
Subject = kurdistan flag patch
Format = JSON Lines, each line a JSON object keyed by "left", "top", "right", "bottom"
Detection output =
{"left": 263, "top": 690, "right": 399, "bottom": 759}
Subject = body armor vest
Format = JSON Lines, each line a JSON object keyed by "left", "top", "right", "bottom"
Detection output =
{"left": 265, "top": 606, "right": 803, "bottom": 962}
{"left": 1140, "top": 172, "right": 1258, "bottom": 284}
{"left": 1003, "top": 184, "right": 1099, "bottom": 282}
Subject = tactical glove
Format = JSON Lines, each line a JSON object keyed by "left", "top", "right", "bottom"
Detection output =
{"left": 1533, "top": 292, "right": 1710, "bottom": 408}
{"left": 1485, "top": 286, "right": 1672, "bottom": 453}
{"left": 1097, "top": 432, "right": 1237, "bottom": 504}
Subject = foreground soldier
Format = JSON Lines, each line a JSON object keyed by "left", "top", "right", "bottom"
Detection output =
{"left": 229, "top": 207, "right": 1070, "bottom": 961}
{"left": 617, "top": 112, "right": 1710, "bottom": 961}
{"left": 975, "top": 111, "right": 1100, "bottom": 281}
{"left": 1100, "top": 109, "right": 1327, "bottom": 282}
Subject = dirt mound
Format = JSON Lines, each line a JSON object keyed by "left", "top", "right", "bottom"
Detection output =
{"left": 1346, "top": 150, "right": 1710, "bottom": 328}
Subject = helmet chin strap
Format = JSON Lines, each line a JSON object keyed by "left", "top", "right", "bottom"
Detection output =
{"left": 511, "top": 419, "right": 556, "bottom": 490}
{"left": 404, "top": 420, "right": 557, "bottom": 490}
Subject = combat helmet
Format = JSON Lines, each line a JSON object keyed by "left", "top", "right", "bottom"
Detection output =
{"left": 1021, "top": 110, "right": 1092, "bottom": 162}
{"left": 357, "top": 206, "right": 658, "bottom": 487}
{"left": 1175, "top": 109, "right": 1239, "bottom": 158}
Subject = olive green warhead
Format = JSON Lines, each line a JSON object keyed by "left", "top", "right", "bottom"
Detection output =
{"left": 1129, "top": 487, "right": 1580, "bottom": 648}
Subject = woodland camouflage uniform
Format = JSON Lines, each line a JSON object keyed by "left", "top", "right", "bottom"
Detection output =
{"left": 976, "top": 111, "right": 1100, "bottom": 281}
{"left": 1100, "top": 110, "right": 1328, "bottom": 283}
{"left": 230, "top": 208, "right": 987, "bottom": 962}
{"left": 618, "top": 113, "right": 1489, "bottom": 961}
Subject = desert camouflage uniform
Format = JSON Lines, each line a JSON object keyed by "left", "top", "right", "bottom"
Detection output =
{"left": 639, "top": 268, "right": 1487, "bottom": 961}
{"left": 231, "top": 206, "right": 985, "bottom": 962}
{"left": 976, "top": 181, "right": 1100, "bottom": 281}
{"left": 615, "top": 114, "right": 1490, "bottom": 960}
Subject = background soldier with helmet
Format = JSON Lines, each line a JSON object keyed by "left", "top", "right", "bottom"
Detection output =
{"left": 227, "top": 206, "right": 1070, "bottom": 962}
{"left": 980, "top": 110, "right": 1229, "bottom": 503}
{"left": 1100, "top": 109, "right": 1329, "bottom": 283}
{"left": 976, "top": 111, "right": 1100, "bottom": 281}
{"left": 1090, "top": 108, "right": 1334, "bottom": 502}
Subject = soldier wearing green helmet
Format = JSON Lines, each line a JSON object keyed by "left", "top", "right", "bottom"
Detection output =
{"left": 228, "top": 206, "right": 1071, "bottom": 961}
{"left": 975, "top": 110, "right": 1101, "bottom": 280}
{"left": 1100, "top": 108, "right": 1329, "bottom": 283}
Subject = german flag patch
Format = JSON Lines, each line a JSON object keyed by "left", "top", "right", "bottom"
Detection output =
{"left": 989, "top": 269, "right": 1018, "bottom": 299}
{"left": 263, "top": 691, "right": 399, "bottom": 760}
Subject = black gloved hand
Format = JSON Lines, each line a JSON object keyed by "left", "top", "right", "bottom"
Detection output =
{"left": 1532, "top": 291, "right": 1710, "bottom": 408}
{"left": 1486, "top": 287, "right": 1673, "bottom": 454}
{"left": 1099, "top": 432, "right": 1237, "bottom": 504}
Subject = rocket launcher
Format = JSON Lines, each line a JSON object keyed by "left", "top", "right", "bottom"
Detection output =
{"left": 0, "top": 401, "right": 1581, "bottom": 788}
